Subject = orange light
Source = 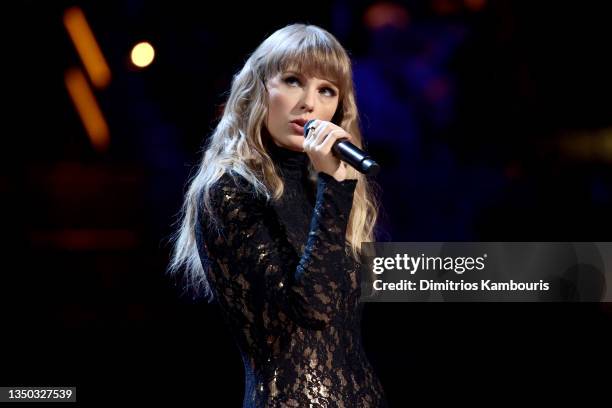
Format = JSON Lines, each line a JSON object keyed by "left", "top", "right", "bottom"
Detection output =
{"left": 131, "top": 42, "right": 155, "bottom": 68}
{"left": 558, "top": 128, "right": 612, "bottom": 162}
{"left": 604, "top": 131, "right": 612, "bottom": 161}
{"left": 464, "top": 0, "right": 487, "bottom": 12}
{"left": 432, "top": 0, "right": 460, "bottom": 15}
{"left": 364, "top": 2, "right": 410, "bottom": 30}
{"left": 63, "top": 6, "right": 111, "bottom": 89}
{"left": 64, "top": 67, "right": 110, "bottom": 152}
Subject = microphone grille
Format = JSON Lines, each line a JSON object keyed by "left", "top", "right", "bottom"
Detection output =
{"left": 303, "top": 120, "right": 316, "bottom": 136}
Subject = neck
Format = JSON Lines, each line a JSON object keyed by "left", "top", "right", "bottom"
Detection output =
{"left": 265, "top": 139, "right": 309, "bottom": 180}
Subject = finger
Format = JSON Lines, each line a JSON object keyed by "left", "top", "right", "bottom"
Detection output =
{"left": 313, "top": 122, "right": 332, "bottom": 146}
{"left": 304, "top": 120, "right": 319, "bottom": 148}
{"left": 305, "top": 121, "right": 320, "bottom": 149}
{"left": 320, "top": 129, "right": 351, "bottom": 153}
{"left": 307, "top": 120, "right": 321, "bottom": 137}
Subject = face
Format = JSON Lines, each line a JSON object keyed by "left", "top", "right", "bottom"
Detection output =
{"left": 264, "top": 70, "right": 340, "bottom": 152}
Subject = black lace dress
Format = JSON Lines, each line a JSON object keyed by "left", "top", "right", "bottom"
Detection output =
{"left": 194, "top": 141, "right": 387, "bottom": 407}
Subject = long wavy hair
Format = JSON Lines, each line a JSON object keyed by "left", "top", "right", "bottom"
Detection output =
{"left": 168, "top": 24, "right": 381, "bottom": 300}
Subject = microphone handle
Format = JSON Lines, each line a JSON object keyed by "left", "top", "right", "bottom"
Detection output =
{"left": 333, "top": 140, "right": 380, "bottom": 176}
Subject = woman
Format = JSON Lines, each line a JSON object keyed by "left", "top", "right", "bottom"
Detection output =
{"left": 169, "top": 24, "right": 386, "bottom": 407}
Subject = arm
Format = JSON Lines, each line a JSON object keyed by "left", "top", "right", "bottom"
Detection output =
{"left": 200, "top": 171, "right": 357, "bottom": 331}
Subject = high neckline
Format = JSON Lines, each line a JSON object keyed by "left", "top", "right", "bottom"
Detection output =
{"left": 265, "top": 139, "right": 309, "bottom": 180}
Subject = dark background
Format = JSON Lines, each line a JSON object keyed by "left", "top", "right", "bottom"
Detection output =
{"left": 4, "top": 0, "right": 612, "bottom": 405}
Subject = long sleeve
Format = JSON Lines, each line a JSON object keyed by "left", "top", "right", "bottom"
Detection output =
{"left": 199, "top": 171, "right": 357, "bottom": 333}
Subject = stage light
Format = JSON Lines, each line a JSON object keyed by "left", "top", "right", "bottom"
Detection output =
{"left": 363, "top": 2, "right": 410, "bottom": 30}
{"left": 64, "top": 67, "right": 110, "bottom": 152}
{"left": 464, "top": 0, "right": 487, "bottom": 12}
{"left": 131, "top": 42, "right": 155, "bottom": 68}
{"left": 63, "top": 6, "right": 111, "bottom": 89}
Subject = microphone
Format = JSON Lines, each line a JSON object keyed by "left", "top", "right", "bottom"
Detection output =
{"left": 304, "top": 120, "right": 380, "bottom": 176}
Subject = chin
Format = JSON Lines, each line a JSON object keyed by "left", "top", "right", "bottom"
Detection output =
{"left": 284, "top": 135, "right": 305, "bottom": 152}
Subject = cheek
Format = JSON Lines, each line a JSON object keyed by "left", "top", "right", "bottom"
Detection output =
{"left": 322, "top": 101, "right": 340, "bottom": 122}
{"left": 268, "top": 90, "right": 291, "bottom": 119}
{"left": 266, "top": 90, "right": 292, "bottom": 137}
{"left": 266, "top": 92, "right": 280, "bottom": 129}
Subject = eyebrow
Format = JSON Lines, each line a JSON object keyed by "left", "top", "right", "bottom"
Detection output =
{"left": 284, "top": 70, "right": 339, "bottom": 90}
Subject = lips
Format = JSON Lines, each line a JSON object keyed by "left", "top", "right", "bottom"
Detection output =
{"left": 290, "top": 122, "right": 305, "bottom": 135}
{"left": 290, "top": 118, "right": 308, "bottom": 127}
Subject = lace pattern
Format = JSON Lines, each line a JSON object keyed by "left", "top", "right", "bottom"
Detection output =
{"left": 194, "top": 146, "right": 386, "bottom": 407}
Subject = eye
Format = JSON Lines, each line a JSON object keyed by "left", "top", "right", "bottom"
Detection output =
{"left": 283, "top": 74, "right": 338, "bottom": 97}
{"left": 320, "top": 86, "right": 337, "bottom": 97}
{"left": 283, "top": 76, "right": 301, "bottom": 86}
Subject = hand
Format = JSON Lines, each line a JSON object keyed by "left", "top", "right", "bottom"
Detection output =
{"left": 302, "top": 120, "right": 356, "bottom": 182}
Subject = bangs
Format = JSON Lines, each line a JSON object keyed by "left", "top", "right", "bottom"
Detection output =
{"left": 260, "top": 27, "right": 351, "bottom": 95}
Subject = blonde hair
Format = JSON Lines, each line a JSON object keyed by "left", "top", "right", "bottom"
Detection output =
{"left": 168, "top": 24, "right": 380, "bottom": 299}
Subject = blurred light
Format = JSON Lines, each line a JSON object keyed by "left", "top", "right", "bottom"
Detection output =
{"left": 559, "top": 128, "right": 612, "bottom": 162}
{"left": 63, "top": 6, "right": 111, "bottom": 89}
{"left": 504, "top": 162, "right": 523, "bottom": 180}
{"left": 130, "top": 42, "right": 155, "bottom": 68}
{"left": 30, "top": 229, "right": 139, "bottom": 250}
{"left": 424, "top": 77, "right": 449, "bottom": 103}
{"left": 364, "top": 2, "right": 410, "bottom": 30}
{"left": 432, "top": 0, "right": 460, "bottom": 15}
{"left": 64, "top": 67, "right": 110, "bottom": 152}
{"left": 604, "top": 132, "right": 612, "bottom": 159}
{"left": 464, "top": 0, "right": 487, "bottom": 12}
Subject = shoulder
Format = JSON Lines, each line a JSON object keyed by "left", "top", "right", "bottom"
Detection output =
{"left": 210, "top": 171, "right": 259, "bottom": 198}
{"left": 208, "top": 171, "right": 268, "bottom": 214}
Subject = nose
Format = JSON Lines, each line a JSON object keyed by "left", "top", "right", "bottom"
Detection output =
{"left": 299, "top": 86, "right": 317, "bottom": 112}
